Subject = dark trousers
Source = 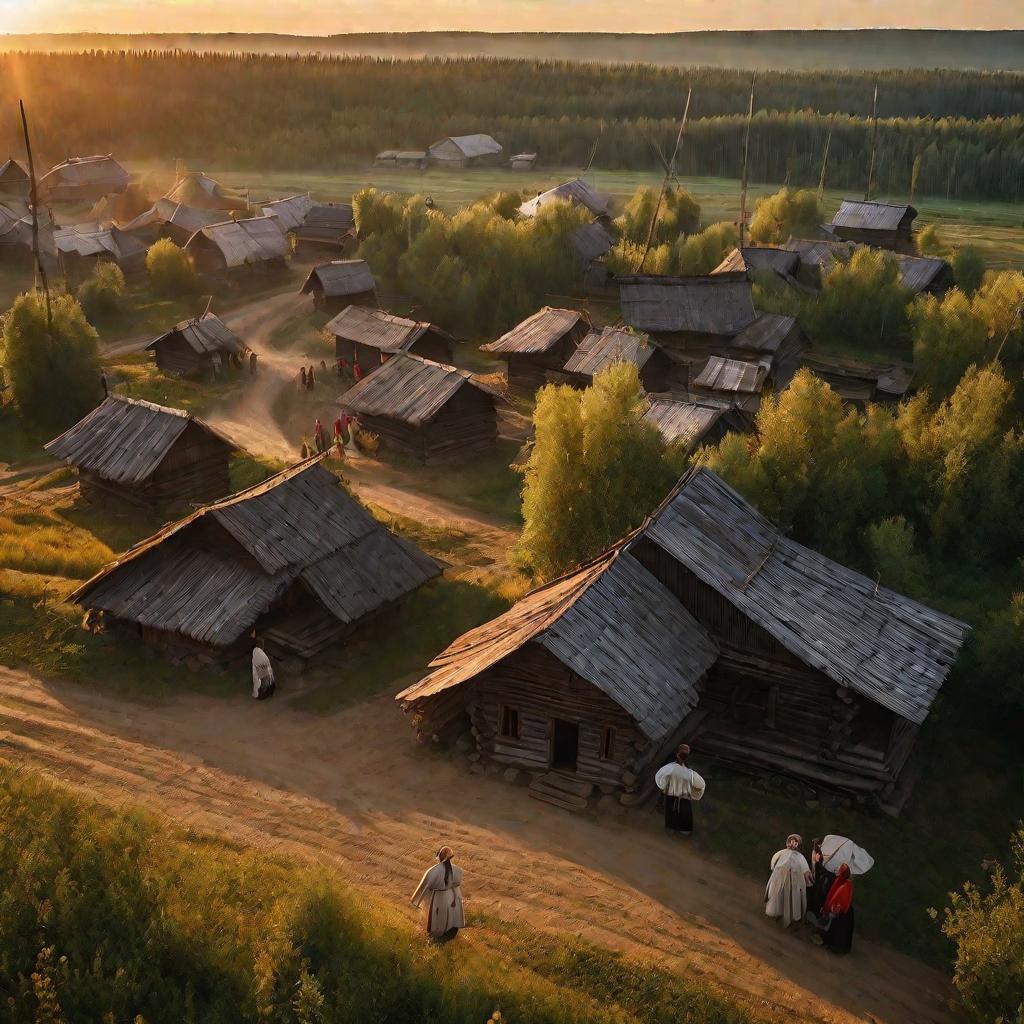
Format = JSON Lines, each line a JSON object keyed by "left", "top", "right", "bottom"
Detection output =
{"left": 664, "top": 795, "right": 693, "bottom": 834}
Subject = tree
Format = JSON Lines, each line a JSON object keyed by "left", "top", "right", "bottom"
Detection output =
{"left": 2, "top": 291, "right": 102, "bottom": 431}
{"left": 910, "top": 289, "right": 988, "bottom": 398}
{"left": 77, "top": 262, "right": 126, "bottom": 321}
{"left": 863, "top": 516, "right": 928, "bottom": 597}
{"left": 615, "top": 185, "right": 700, "bottom": 248}
{"left": 748, "top": 188, "right": 824, "bottom": 244}
{"left": 969, "top": 593, "right": 1024, "bottom": 713}
{"left": 514, "top": 363, "right": 680, "bottom": 579}
{"left": 145, "top": 239, "right": 198, "bottom": 297}
{"left": 916, "top": 223, "right": 947, "bottom": 257}
{"left": 673, "top": 222, "right": 738, "bottom": 275}
{"left": 952, "top": 246, "right": 986, "bottom": 295}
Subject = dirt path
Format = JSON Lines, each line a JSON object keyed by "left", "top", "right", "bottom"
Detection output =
{"left": 0, "top": 664, "right": 949, "bottom": 1024}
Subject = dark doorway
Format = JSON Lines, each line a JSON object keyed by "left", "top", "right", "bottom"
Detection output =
{"left": 551, "top": 719, "right": 579, "bottom": 771}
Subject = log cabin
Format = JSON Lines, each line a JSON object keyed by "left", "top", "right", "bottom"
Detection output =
{"left": 53, "top": 224, "right": 149, "bottom": 282}
{"left": 518, "top": 178, "right": 610, "bottom": 221}
{"left": 293, "top": 204, "right": 356, "bottom": 259}
{"left": 184, "top": 216, "right": 289, "bottom": 275}
{"left": 427, "top": 134, "right": 503, "bottom": 168}
{"left": 481, "top": 307, "right": 591, "bottom": 392}
{"left": 728, "top": 314, "right": 806, "bottom": 390}
{"left": 327, "top": 305, "right": 454, "bottom": 372}
{"left": 38, "top": 155, "right": 129, "bottom": 203}
{"left": 146, "top": 311, "right": 251, "bottom": 378}
{"left": 44, "top": 396, "right": 238, "bottom": 508}
{"left": 562, "top": 326, "right": 673, "bottom": 392}
{"left": 72, "top": 457, "right": 440, "bottom": 662}
{"left": 642, "top": 397, "right": 737, "bottom": 454}
{"left": 341, "top": 352, "right": 499, "bottom": 462}
{"left": 690, "top": 356, "right": 769, "bottom": 420}
{"left": 300, "top": 260, "right": 378, "bottom": 313}
{"left": 828, "top": 199, "right": 918, "bottom": 254}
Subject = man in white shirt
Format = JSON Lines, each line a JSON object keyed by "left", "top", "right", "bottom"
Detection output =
{"left": 654, "top": 744, "right": 706, "bottom": 836}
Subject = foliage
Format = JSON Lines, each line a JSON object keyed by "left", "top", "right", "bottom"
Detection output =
{"left": 967, "top": 592, "right": 1024, "bottom": 714}
{"left": 937, "top": 826, "right": 1024, "bottom": 1024}
{"left": 514, "top": 363, "right": 680, "bottom": 579}
{"left": 1, "top": 291, "right": 102, "bottom": 432}
{"left": 863, "top": 516, "right": 928, "bottom": 597}
{"left": 76, "top": 262, "right": 126, "bottom": 321}
{"left": 952, "top": 246, "right": 987, "bottom": 295}
{"left": 674, "top": 222, "right": 739, "bottom": 275}
{"left": 615, "top": 185, "right": 701, "bottom": 248}
{"left": 916, "top": 223, "right": 947, "bottom": 257}
{"left": 748, "top": 188, "right": 824, "bottom": 244}
{"left": 146, "top": 238, "right": 198, "bottom": 297}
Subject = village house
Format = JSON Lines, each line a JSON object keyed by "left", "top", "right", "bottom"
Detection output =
{"left": 398, "top": 467, "right": 969, "bottom": 808}
{"left": 44, "top": 396, "right": 238, "bottom": 508}
{"left": 802, "top": 354, "right": 915, "bottom": 406}
{"left": 120, "top": 198, "right": 223, "bottom": 247}
{"left": 481, "top": 307, "right": 591, "bottom": 392}
{"left": 260, "top": 194, "right": 315, "bottom": 232}
{"left": 518, "top": 178, "right": 610, "bottom": 221}
{"left": 327, "top": 305, "right": 454, "bottom": 371}
{"left": 342, "top": 352, "right": 500, "bottom": 462}
{"left": 53, "top": 223, "right": 149, "bottom": 281}
{"left": 728, "top": 313, "right": 806, "bottom": 390}
{"left": 828, "top": 199, "right": 918, "bottom": 253}
{"left": 690, "top": 356, "right": 769, "bottom": 421}
{"left": 72, "top": 457, "right": 440, "bottom": 662}
{"left": 713, "top": 245, "right": 804, "bottom": 289}
{"left": 427, "top": 134, "right": 504, "bottom": 168}
{"left": 562, "top": 325, "right": 674, "bottom": 392}
{"left": 165, "top": 171, "right": 247, "bottom": 211}
{"left": 300, "top": 260, "right": 377, "bottom": 313}
{"left": 509, "top": 153, "right": 538, "bottom": 170}
{"left": 570, "top": 220, "right": 617, "bottom": 291}
{"left": 0, "top": 158, "right": 29, "bottom": 199}
{"left": 184, "top": 216, "right": 289, "bottom": 275}
{"left": 642, "top": 397, "right": 738, "bottom": 454}
{"left": 39, "top": 155, "right": 130, "bottom": 203}
{"left": 146, "top": 311, "right": 251, "bottom": 378}
{"left": 293, "top": 203, "right": 356, "bottom": 259}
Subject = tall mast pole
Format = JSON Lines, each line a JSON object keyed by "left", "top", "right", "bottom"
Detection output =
{"left": 738, "top": 75, "right": 755, "bottom": 248}
{"left": 865, "top": 79, "right": 879, "bottom": 201}
{"left": 19, "top": 100, "right": 51, "bottom": 332}
{"left": 818, "top": 116, "right": 833, "bottom": 199}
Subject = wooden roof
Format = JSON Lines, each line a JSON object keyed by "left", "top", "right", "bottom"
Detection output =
{"left": 831, "top": 199, "right": 917, "bottom": 232}
{"left": 341, "top": 352, "right": 495, "bottom": 426}
{"left": 518, "top": 178, "right": 610, "bottom": 219}
{"left": 325, "top": 305, "right": 453, "bottom": 353}
{"left": 731, "top": 313, "right": 799, "bottom": 355}
{"left": 0, "top": 158, "right": 28, "bottom": 184}
{"left": 564, "top": 326, "right": 659, "bottom": 378}
{"left": 693, "top": 356, "right": 768, "bottom": 395}
{"left": 397, "top": 547, "right": 718, "bottom": 743}
{"left": 482, "top": 307, "right": 587, "bottom": 356}
{"left": 301, "top": 204, "right": 354, "bottom": 230}
{"left": 301, "top": 260, "right": 376, "bottom": 298}
{"left": 893, "top": 253, "right": 951, "bottom": 293}
{"left": 570, "top": 220, "right": 616, "bottom": 268}
{"left": 44, "top": 396, "right": 237, "bottom": 484}
{"left": 72, "top": 458, "right": 439, "bottom": 647}
{"left": 146, "top": 311, "right": 247, "bottom": 357}
{"left": 617, "top": 273, "right": 757, "bottom": 336}
{"left": 186, "top": 216, "right": 288, "bottom": 267}
{"left": 261, "top": 194, "right": 315, "bottom": 231}
{"left": 643, "top": 398, "right": 724, "bottom": 450}
{"left": 120, "top": 198, "right": 222, "bottom": 236}
{"left": 784, "top": 237, "right": 852, "bottom": 273}
{"left": 638, "top": 468, "right": 969, "bottom": 724}
{"left": 803, "top": 354, "right": 914, "bottom": 399}
{"left": 713, "top": 245, "right": 800, "bottom": 278}
{"left": 40, "top": 155, "right": 129, "bottom": 190}
{"left": 429, "top": 134, "right": 502, "bottom": 158}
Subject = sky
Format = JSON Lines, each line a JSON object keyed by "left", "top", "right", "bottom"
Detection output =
{"left": 0, "top": 0, "right": 1016, "bottom": 35}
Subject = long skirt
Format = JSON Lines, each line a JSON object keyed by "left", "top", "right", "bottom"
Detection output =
{"left": 425, "top": 886, "right": 465, "bottom": 939}
{"left": 664, "top": 795, "right": 693, "bottom": 834}
{"left": 808, "top": 869, "right": 836, "bottom": 918}
{"left": 823, "top": 907, "right": 854, "bottom": 954}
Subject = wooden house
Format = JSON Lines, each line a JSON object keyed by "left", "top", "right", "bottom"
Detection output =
{"left": 342, "top": 352, "right": 499, "bottom": 462}
{"left": 146, "top": 312, "right": 250, "bottom": 378}
{"left": 729, "top": 313, "right": 806, "bottom": 390}
{"left": 642, "top": 398, "right": 735, "bottom": 454}
{"left": 120, "top": 198, "right": 223, "bottom": 247}
{"left": 570, "top": 220, "right": 616, "bottom": 280}
{"left": 293, "top": 204, "right": 356, "bottom": 259}
{"left": 713, "top": 245, "right": 803, "bottom": 289}
{"left": 260, "top": 194, "right": 315, "bottom": 232}
{"left": 72, "top": 457, "right": 440, "bottom": 661}
{"left": 481, "top": 307, "right": 591, "bottom": 392}
{"left": 39, "top": 155, "right": 129, "bottom": 203}
{"left": 0, "top": 202, "right": 37, "bottom": 267}
{"left": 184, "top": 216, "right": 288, "bottom": 275}
{"left": 509, "top": 153, "right": 537, "bottom": 170}
{"left": 691, "top": 356, "right": 769, "bottom": 420}
{"left": 165, "top": 172, "right": 247, "bottom": 212}
{"left": 300, "top": 260, "right": 377, "bottom": 313}
{"left": 44, "top": 396, "right": 237, "bottom": 508}
{"left": 784, "top": 238, "right": 950, "bottom": 296}
{"left": 53, "top": 223, "right": 148, "bottom": 282}
{"left": 562, "top": 326, "right": 673, "bottom": 392}
{"left": 0, "top": 158, "right": 29, "bottom": 199}
{"left": 893, "top": 254, "right": 953, "bottom": 296}
{"left": 518, "top": 178, "right": 610, "bottom": 221}
{"left": 829, "top": 199, "right": 917, "bottom": 253}
{"left": 427, "top": 135, "right": 503, "bottom": 168}
{"left": 326, "top": 305, "right": 454, "bottom": 371}
{"left": 803, "top": 354, "right": 914, "bottom": 406}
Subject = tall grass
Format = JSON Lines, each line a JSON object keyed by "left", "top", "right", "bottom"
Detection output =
{"left": 0, "top": 510, "right": 114, "bottom": 578}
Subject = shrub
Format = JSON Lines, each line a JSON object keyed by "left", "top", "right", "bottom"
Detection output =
{"left": 952, "top": 246, "right": 986, "bottom": 295}
{"left": 77, "top": 261, "right": 126, "bottom": 321}
{"left": 615, "top": 185, "right": 701, "bottom": 248}
{"left": 916, "top": 223, "right": 947, "bottom": 257}
{"left": 748, "top": 188, "right": 824, "bottom": 244}
{"left": 968, "top": 592, "right": 1024, "bottom": 713}
{"left": 863, "top": 516, "right": 928, "bottom": 597}
{"left": 146, "top": 238, "right": 198, "bottom": 296}
{"left": 673, "top": 222, "right": 738, "bottom": 276}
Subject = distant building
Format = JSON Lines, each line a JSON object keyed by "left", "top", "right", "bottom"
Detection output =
{"left": 427, "top": 134, "right": 503, "bottom": 168}
{"left": 184, "top": 216, "right": 289, "bottom": 275}
{"left": 300, "top": 260, "right": 377, "bottom": 313}
{"left": 518, "top": 178, "right": 610, "bottom": 221}
{"left": 164, "top": 172, "right": 248, "bottom": 212}
{"left": 39, "top": 155, "right": 130, "bottom": 203}
{"left": 482, "top": 307, "right": 592, "bottom": 392}
{"left": 828, "top": 199, "right": 918, "bottom": 254}
{"left": 146, "top": 311, "right": 251, "bottom": 378}
{"left": 509, "top": 153, "right": 538, "bottom": 170}
{"left": 326, "top": 305, "right": 454, "bottom": 370}
{"left": 0, "top": 158, "right": 30, "bottom": 200}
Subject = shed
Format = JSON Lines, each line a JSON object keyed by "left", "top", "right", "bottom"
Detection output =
{"left": 165, "top": 172, "right": 247, "bottom": 212}
{"left": 803, "top": 354, "right": 914, "bottom": 406}
{"left": 120, "top": 198, "right": 223, "bottom": 247}
{"left": 427, "top": 134, "right": 503, "bottom": 168}
{"left": 712, "top": 245, "right": 802, "bottom": 288}
{"left": 481, "top": 307, "right": 591, "bottom": 392}
{"left": 146, "top": 312, "right": 250, "bottom": 378}
{"left": 39, "top": 155, "right": 130, "bottom": 202}
{"left": 72, "top": 457, "right": 440, "bottom": 661}
{"left": 830, "top": 199, "right": 917, "bottom": 252}
{"left": 184, "top": 216, "right": 288, "bottom": 274}
{"left": 301, "top": 260, "right": 377, "bottom": 313}
{"left": 53, "top": 223, "right": 148, "bottom": 281}
{"left": 341, "top": 352, "right": 499, "bottom": 462}
{"left": 642, "top": 398, "right": 733, "bottom": 453}
{"left": 375, "top": 151, "right": 399, "bottom": 166}
{"left": 519, "top": 178, "right": 610, "bottom": 220}
{"left": 44, "top": 396, "right": 237, "bottom": 507}
{"left": 563, "top": 326, "right": 673, "bottom": 392}
{"left": 293, "top": 204, "right": 356, "bottom": 259}
{"left": 893, "top": 253, "right": 953, "bottom": 296}
{"left": 0, "top": 158, "right": 29, "bottom": 199}
{"left": 691, "top": 355, "right": 769, "bottom": 415}
{"left": 729, "top": 313, "right": 806, "bottom": 389}
{"left": 510, "top": 153, "right": 537, "bottom": 170}
{"left": 261, "top": 194, "right": 315, "bottom": 232}
{"left": 326, "top": 305, "right": 454, "bottom": 371}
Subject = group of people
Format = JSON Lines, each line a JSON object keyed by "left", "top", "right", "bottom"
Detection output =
{"left": 309, "top": 415, "right": 359, "bottom": 456}
{"left": 335, "top": 356, "right": 364, "bottom": 382}
{"left": 299, "top": 362, "right": 327, "bottom": 391}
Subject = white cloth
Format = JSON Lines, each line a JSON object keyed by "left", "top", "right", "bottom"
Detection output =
{"left": 251, "top": 647, "right": 274, "bottom": 699}
{"left": 411, "top": 862, "right": 465, "bottom": 937}
{"left": 764, "top": 848, "right": 810, "bottom": 926}
{"left": 655, "top": 762, "right": 706, "bottom": 801}
{"left": 821, "top": 835, "right": 874, "bottom": 876}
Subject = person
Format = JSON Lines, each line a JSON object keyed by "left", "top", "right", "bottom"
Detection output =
{"left": 654, "top": 744, "right": 705, "bottom": 836}
{"left": 307, "top": 364, "right": 316, "bottom": 390}
{"left": 336, "top": 357, "right": 347, "bottom": 377}
{"left": 344, "top": 415, "right": 360, "bottom": 455}
{"left": 333, "top": 415, "right": 347, "bottom": 454}
{"left": 814, "top": 863, "right": 855, "bottom": 954}
{"left": 249, "top": 351, "right": 258, "bottom": 375}
{"left": 411, "top": 845, "right": 465, "bottom": 941}
{"left": 313, "top": 418, "right": 326, "bottom": 453}
{"left": 320, "top": 358, "right": 328, "bottom": 372}
{"left": 251, "top": 643, "right": 275, "bottom": 700}
{"left": 806, "top": 838, "right": 836, "bottom": 920}
{"left": 100, "top": 369, "right": 109, "bottom": 398}
{"left": 300, "top": 366, "right": 307, "bottom": 390}
{"left": 765, "top": 834, "right": 810, "bottom": 927}
{"left": 353, "top": 361, "right": 363, "bottom": 382}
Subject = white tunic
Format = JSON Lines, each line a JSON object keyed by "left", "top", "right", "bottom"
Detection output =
{"left": 251, "top": 648, "right": 274, "bottom": 698}
{"left": 655, "top": 762, "right": 706, "bottom": 800}
{"left": 764, "top": 848, "right": 810, "bottom": 926}
{"left": 411, "top": 862, "right": 465, "bottom": 937}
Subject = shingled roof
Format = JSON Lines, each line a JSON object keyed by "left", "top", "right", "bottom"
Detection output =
{"left": 617, "top": 273, "right": 757, "bottom": 336}
{"left": 325, "top": 306, "right": 453, "bottom": 353}
{"left": 564, "top": 326, "right": 659, "bottom": 377}
{"left": 693, "top": 356, "right": 768, "bottom": 395}
{"left": 186, "top": 216, "right": 288, "bottom": 267}
{"left": 146, "top": 312, "right": 247, "bottom": 358}
{"left": 518, "top": 178, "right": 610, "bottom": 219}
{"left": 300, "top": 260, "right": 376, "bottom": 298}
{"left": 72, "top": 458, "right": 440, "bottom": 648}
{"left": 638, "top": 468, "right": 970, "bottom": 724}
{"left": 643, "top": 398, "right": 725, "bottom": 450}
{"left": 731, "top": 313, "right": 799, "bottom": 355}
{"left": 831, "top": 199, "right": 917, "bottom": 232}
{"left": 397, "top": 546, "right": 719, "bottom": 743}
{"left": 482, "top": 307, "right": 588, "bottom": 356}
{"left": 44, "top": 396, "right": 236, "bottom": 484}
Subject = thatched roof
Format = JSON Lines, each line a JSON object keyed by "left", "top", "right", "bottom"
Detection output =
{"left": 186, "top": 216, "right": 288, "bottom": 267}
{"left": 482, "top": 307, "right": 587, "bottom": 356}
{"left": 397, "top": 546, "right": 718, "bottom": 743}
{"left": 261, "top": 194, "right": 315, "bottom": 231}
{"left": 643, "top": 399, "right": 724, "bottom": 450}
{"left": 639, "top": 468, "right": 969, "bottom": 724}
{"left": 731, "top": 313, "right": 799, "bottom": 355}
{"left": 518, "top": 178, "right": 610, "bottom": 219}
{"left": 300, "top": 260, "right": 376, "bottom": 298}
{"left": 693, "top": 356, "right": 768, "bottom": 395}
{"left": 44, "top": 396, "right": 236, "bottom": 484}
{"left": 617, "top": 273, "right": 757, "bottom": 336}
{"left": 341, "top": 353, "right": 494, "bottom": 426}
{"left": 325, "top": 305, "right": 453, "bottom": 353}
{"left": 40, "top": 155, "right": 129, "bottom": 193}
{"left": 120, "top": 198, "right": 222, "bottom": 236}
{"left": 72, "top": 458, "right": 440, "bottom": 648}
{"left": 429, "top": 134, "right": 503, "bottom": 159}
{"left": 564, "top": 326, "right": 659, "bottom": 378}
{"left": 831, "top": 199, "right": 917, "bottom": 232}
{"left": 146, "top": 312, "right": 247, "bottom": 358}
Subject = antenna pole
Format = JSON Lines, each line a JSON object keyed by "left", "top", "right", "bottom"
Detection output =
{"left": 865, "top": 79, "right": 879, "bottom": 201}
{"left": 19, "top": 100, "right": 52, "bottom": 332}
{"left": 739, "top": 75, "right": 755, "bottom": 248}
{"left": 818, "top": 116, "right": 833, "bottom": 199}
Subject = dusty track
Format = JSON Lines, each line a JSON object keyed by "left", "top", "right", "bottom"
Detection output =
{"left": 0, "top": 665, "right": 950, "bottom": 1024}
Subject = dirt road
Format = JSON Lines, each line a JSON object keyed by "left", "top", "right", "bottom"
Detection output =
{"left": 0, "top": 665, "right": 950, "bottom": 1024}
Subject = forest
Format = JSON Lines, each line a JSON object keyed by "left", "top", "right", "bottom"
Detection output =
{"left": 1, "top": 51, "right": 1022, "bottom": 200}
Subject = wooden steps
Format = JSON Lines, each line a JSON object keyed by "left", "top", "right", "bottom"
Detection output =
{"left": 528, "top": 771, "right": 594, "bottom": 812}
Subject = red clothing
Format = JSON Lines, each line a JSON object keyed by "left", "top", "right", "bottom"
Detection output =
{"left": 353, "top": 362, "right": 363, "bottom": 381}
{"left": 824, "top": 865, "right": 853, "bottom": 915}
{"left": 333, "top": 418, "right": 343, "bottom": 438}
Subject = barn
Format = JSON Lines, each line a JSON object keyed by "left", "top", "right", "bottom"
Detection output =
{"left": 427, "top": 135, "right": 503, "bottom": 168}
{"left": 518, "top": 178, "right": 610, "bottom": 220}
{"left": 829, "top": 199, "right": 918, "bottom": 253}
{"left": 341, "top": 352, "right": 499, "bottom": 462}
{"left": 293, "top": 204, "right": 356, "bottom": 259}
{"left": 120, "top": 199, "right": 223, "bottom": 247}
{"left": 184, "top": 217, "right": 289, "bottom": 275}
{"left": 300, "top": 260, "right": 377, "bottom": 313}
{"left": 327, "top": 305, "right": 454, "bottom": 371}
{"left": 146, "top": 311, "right": 250, "bottom": 378}
{"left": 481, "top": 307, "right": 591, "bottom": 392}
{"left": 44, "top": 396, "right": 237, "bottom": 508}
{"left": 0, "top": 158, "right": 29, "bottom": 199}
{"left": 39, "top": 155, "right": 130, "bottom": 203}
{"left": 72, "top": 457, "right": 440, "bottom": 661}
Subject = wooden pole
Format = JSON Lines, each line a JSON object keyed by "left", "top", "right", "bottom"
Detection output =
{"left": 865, "top": 79, "right": 879, "bottom": 201}
{"left": 19, "top": 100, "right": 51, "bottom": 332}
{"left": 818, "top": 117, "right": 833, "bottom": 199}
{"left": 738, "top": 76, "right": 755, "bottom": 248}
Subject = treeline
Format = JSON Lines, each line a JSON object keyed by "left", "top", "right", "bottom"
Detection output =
{"left": 2, "top": 52, "right": 1022, "bottom": 201}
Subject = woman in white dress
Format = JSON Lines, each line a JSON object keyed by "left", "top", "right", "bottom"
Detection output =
{"left": 764, "top": 833, "right": 811, "bottom": 927}
{"left": 411, "top": 845, "right": 465, "bottom": 941}
{"left": 251, "top": 642, "right": 275, "bottom": 700}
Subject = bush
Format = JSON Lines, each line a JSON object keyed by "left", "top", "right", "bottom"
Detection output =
{"left": 77, "top": 261, "right": 126, "bottom": 321}
{"left": 146, "top": 238, "right": 198, "bottom": 296}
{"left": 968, "top": 592, "right": 1024, "bottom": 713}
{"left": 1, "top": 291, "right": 103, "bottom": 431}
{"left": 748, "top": 188, "right": 824, "bottom": 244}
{"left": 615, "top": 185, "right": 701, "bottom": 248}
{"left": 952, "top": 246, "right": 986, "bottom": 294}
{"left": 863, "top": 516, "right": 928, "bottom": 597}
{"left": 916, "top": 223, "right": 947, "bottom": 257}
{"left": 673, "top": 222, "right": 738, "bottom": 275}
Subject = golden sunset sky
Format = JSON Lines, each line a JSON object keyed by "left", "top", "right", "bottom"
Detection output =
{"left": 0, "top": 0, "right": 1015, "bottom": 34}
